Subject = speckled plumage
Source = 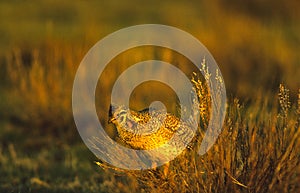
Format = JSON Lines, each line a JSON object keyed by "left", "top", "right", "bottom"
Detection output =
{"left": 108, "top": 105, "right": 195, "bottom": 151}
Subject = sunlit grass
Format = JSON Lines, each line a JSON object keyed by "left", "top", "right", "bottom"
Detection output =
{"left": 0, "top": 0, "right": 300, "bottom": 192}
{"left": 1, "top": 37, "right": 299, "bottom": 193}
{"left": 96, "top": 78, "right": 300, "bottom": 193}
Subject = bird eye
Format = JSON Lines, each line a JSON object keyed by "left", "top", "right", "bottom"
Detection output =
{"left": 116, "top": 110, "right": 125, "bottom": 117}
{"left": 115, "top": 110, "right": 127, "bottom": 124}
{"left": 119, "top": 115, "right": 125, "bottom": 123}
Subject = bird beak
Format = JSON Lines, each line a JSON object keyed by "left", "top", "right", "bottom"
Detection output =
{"left": 108, "top": 117, "right": 115, "bottom": 124}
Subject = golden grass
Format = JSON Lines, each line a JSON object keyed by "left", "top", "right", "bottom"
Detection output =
{"left": 1, "top": 42, "right": 299, "bottom": 192}
{"left": 0, "top": 1, "right": 299, "bottom": 192}
{"left": 95, "top": 79, "right": 299, "bottom": 192}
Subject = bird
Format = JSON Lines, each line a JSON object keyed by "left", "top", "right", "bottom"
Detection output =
{"left": 108, "top": 104, "right": 199, "bottom": 175}
{"left": 108, "top": 104, "right": 196, "bottom": 151}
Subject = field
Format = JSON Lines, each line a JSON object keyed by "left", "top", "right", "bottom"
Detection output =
{"left": 0, "top": 0, "right": 299, "bottom": 192}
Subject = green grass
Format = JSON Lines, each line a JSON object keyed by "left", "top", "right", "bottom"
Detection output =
{"left": 0, "top": 0, "right": 299, "bottom": 192}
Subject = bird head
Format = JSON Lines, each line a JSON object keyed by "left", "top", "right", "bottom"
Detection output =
{"left": 108, "top": 104, "right": 128, "bottom": 126}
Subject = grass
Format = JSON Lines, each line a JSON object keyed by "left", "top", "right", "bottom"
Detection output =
{"left": 0, "top": 0, "right": 299, "bottom": 192}
{"left": 96, "top": 79, "right": 300, "bottom": 193}
{"left": 1, "top": 42, "right": 299, "bottom": 192}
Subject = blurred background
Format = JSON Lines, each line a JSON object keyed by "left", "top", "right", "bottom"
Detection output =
{"left": 1, "top": 0, "right": 299, "bottom": 96}
{"left": 0, "top": 0, "right": 299, "bottom": 192}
